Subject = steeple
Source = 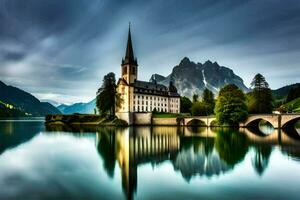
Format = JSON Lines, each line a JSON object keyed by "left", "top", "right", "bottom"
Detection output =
{"left": 122, "top": 23, "right": 138, "bottom": 66}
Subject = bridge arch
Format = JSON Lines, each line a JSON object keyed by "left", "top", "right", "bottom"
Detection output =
{"left": 209, "top": 119, "right": 218, "bottom": 127}
{"left": 241, "top": 115, "right": 279, "bottom": 128}
{"left": 243, "top": 128, "right": 279, "bottom": 144}
{"left": 281, "top": 114, "right": 300, "bottom": 128}
{"left": 186, "top": 118, "right": 206, "bottom": 126}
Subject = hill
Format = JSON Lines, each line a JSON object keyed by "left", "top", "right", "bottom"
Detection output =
{"left": 0, "top": 81, "right": 61, "bottom": 117}
{"left": 282, "top": 97, "right": 300, "bottom": 112}
{"left": 272, "top": 83, "right": 300, "bottom": 100}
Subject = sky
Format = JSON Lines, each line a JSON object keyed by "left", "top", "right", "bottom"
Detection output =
{"left": 0, "top": 0, "right": 299, "bottom": 105}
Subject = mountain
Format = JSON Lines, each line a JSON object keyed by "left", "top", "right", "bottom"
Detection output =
{"left": 272, "top": 83, "right": 300, "bottom": 100}
{"left": 149, "top": 57, "right": 249, "bottom": 98}
{"left": 149, "top": 74, "right": 167, "bottom": 83}
{"left": 0, "top": 81, "right": 61, "bottom": 117}
{"left": 57, "top": 99, "right": 96, "bottom": 114}
{"left": 41, "top": 99, "right": 61, "bottom": 107}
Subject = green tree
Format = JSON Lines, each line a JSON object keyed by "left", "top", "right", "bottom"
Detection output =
{"left": 190, "top": 88, "right": 215, "bottom": 116}
{"left": 192, "top": 94, "right": 199, "bottom": 103}
{"left": 215, "top": 84, "right": 248, "bottom": 126}
{"left": 286, "top": 85, "right": 300, "bottom": 102}
{"left": 180, "top": 96, "right": 192, "bottom": 113}
{"left": 96, "top": 72, "right": 121, "bottom": 117}
{"left": 202, "top": 88, "right": 215, "bottom": 115}
{"left": 248, "top": 73, "right": 273, "bottom": 113}
{"left": 191, "top": 101, "right": 207, "bottom": 116}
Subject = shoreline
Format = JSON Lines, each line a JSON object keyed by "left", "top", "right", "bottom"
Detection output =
{"left": 43, "top": 114, "right": 278, "bottom": 128}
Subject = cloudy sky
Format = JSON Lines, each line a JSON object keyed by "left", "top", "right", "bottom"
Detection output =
{"left": 0, "top": 0, "right": 299, "bottom": 104}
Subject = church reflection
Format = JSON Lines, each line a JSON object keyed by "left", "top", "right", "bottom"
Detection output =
{"left": 44, "top": 123, "right": 300, "bottom": 199}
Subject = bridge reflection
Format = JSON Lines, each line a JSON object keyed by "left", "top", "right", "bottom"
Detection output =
{"left": 44, "top": 124, "right": 300, "bottom": 199}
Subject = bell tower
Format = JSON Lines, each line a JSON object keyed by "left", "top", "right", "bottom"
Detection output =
{"left": 121, "top": 24, "right": 138, "bottom": 84}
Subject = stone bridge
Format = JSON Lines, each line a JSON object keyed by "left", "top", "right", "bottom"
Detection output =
{"left": 183, "top": 113, "right": 300, "bottom": 128}
{"left": 239, "top": 113, "right": 300, "bottom": 128}
{"left": 183, "top": 116, "right": 217, "bottom": 127}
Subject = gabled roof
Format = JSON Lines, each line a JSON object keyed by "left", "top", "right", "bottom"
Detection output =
{"left": 117, "top": 78, "right": 129, "bottom": 86}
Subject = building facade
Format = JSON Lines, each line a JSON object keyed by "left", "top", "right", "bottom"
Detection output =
{"left": 116, "top": 27, "right": 180, "bottom": 115}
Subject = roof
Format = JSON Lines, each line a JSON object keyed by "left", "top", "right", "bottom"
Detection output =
{"left": 132, "top": 80, "right": 180, "bottom": 97}
{"left": 117, "top": 78, "right": 129, "bottom": 86}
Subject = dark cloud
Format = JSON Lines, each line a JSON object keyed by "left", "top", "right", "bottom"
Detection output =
{"left": 0, "top": 0, "right": 299, "bottom": 103}
{"left": 0, "top": 50, "right": 26, "bottom": 61}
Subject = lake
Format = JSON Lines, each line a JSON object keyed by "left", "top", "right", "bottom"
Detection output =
{"left": 0, "top": 119, "right": 300, "bottom": 200}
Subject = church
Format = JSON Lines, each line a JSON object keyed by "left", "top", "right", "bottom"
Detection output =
{"left": 116, "top": 26, "right": 180, "bottom": 115}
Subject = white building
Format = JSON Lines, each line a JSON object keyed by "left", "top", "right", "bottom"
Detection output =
{"left": 116, "top": 26, "right": 180, "bottom": 115}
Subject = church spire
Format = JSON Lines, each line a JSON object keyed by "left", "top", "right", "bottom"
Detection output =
{"left": 122, "top": 23, "right": 137, "bottom": 66}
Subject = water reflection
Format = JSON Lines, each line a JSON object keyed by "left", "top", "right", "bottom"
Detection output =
{"left": 215, "top": 128, "right": 249, "bottom": 167}
{"left": 0, "top": 121, "right": 44, "bottom": 155}
{"left": 258, "top": 120, "right": 275, "bottom": 135}
{"left": 252, "top": 145, "right": 272, "bottom": 175}
{"left": 173, "top": 136, "right": 230, "bottom": 181}
{"left": 1, "top": 122, "right": 300, "bottom": 199}
{"left": 46, "top": 124, "right": 300, "bottom": 199}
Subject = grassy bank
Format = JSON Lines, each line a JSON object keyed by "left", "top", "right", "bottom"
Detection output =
{"left": 282, "top": 97, "right": 300, "bottom": 112}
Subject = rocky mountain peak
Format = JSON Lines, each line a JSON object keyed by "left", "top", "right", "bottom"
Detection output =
{"left": 180, "top": 57, "right": 191, "bottom": 65}
{"left": 204, "top": 60, "right": 213, "bottom": 65}
{"left": 150, "top": 57, "right": 249, "bottom": 98}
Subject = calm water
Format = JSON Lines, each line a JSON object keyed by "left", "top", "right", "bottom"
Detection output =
{"left": 0, "top": 120, "right": 300, "bottom": 200}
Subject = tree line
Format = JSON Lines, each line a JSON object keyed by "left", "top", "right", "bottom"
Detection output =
{"left": 95, "top": 72, "right": 297, "bottom": 126}
{"left": 181, "top": 73, "right": 273, "bottom": 126}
